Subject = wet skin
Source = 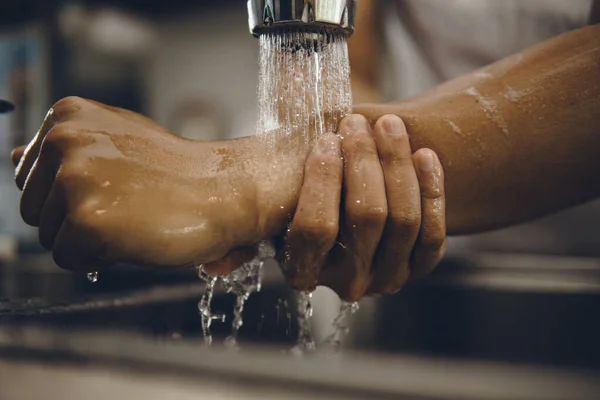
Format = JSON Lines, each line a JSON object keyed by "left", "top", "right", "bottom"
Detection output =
{"left": 13, "top": 24, "right": 600, "bottom": 300}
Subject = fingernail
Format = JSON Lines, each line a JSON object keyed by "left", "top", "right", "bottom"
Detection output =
{"left": 418, "top": 149, "right": 436, "bottom": 172}
{"left": 381, "top": 115, "right": 402, "bottom": 135}
{"left": 342, "top": 114, "right": 370, "bottom": 134}
{"left": 316, "top": 134, "right": 340, "bottom": 156}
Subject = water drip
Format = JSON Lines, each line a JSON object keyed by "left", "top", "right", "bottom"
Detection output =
{"left": 87, "top": 272, "right": 98, "bottom": 283}
{"left": 196, "top": 266, "right": 226, "bottom": 346}
{"left": 291, "top": 291, "right": 315, "bottom": 355}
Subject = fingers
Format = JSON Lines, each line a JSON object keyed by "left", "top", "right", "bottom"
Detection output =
{"left": 38, "top": 184, "right": 67, "bottom": 250}
{"left": 321, "top": 115, "right": 387, "bottom": 301}
{"left": 11, "top": 146, "right": 26, "bottom": 167}
{"left": 410, "top": 148, "right": 447, "bottom": 279}
{"left": 202, "top": 246, "right": 258, "bottom": 276}
{"left": 285, "top": 133, "right": 343, "bottom": 291}
{"left": 15, "top": 96, "right": 85, "bottom": 189}
{"left": 52, "top": 216, "right": 109, "bottom": 272}
{"left": 367, "top": 115, "right": 421, "bottom": 295}
{"left": 19, "top": 129, "right": 66, "bottom": 226}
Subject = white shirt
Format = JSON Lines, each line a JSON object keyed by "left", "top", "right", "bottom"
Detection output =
{"left": 382, "top": 0, "right": 593, "bottom": 100}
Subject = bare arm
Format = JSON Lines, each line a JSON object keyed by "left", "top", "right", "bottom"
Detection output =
{"left": 12, "top": 26, "right": 600, "bottom": 274}
{"left": 354, "top": 24, "right": 600, "bottom": 235}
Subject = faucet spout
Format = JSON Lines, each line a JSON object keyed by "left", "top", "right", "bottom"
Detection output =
{"left": 247, "top": 0, "right": 356, "bottom": 37}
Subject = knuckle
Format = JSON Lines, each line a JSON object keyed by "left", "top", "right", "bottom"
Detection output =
{"left": 43, "top": 125, "right": 77, "bottom": 153}
{"left": 52, "top": 96, "right": 86, "bottom": 118}
{"left": 292, "top": 218, "right": 338, "bottom": 245}
{"left": 389, "top": 208, "right": 421, "bottom": 230}
{"left": 419, "top": 233, "right": 446, "bottom": 252}
{"left": 55, "top": 163, "right": 82, "bottom": 187}
{"left": 347, "top": 204, "right": 388, "bottom": 227}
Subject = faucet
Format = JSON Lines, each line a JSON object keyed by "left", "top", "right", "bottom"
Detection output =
{"left": 247, "top": 0, "right": 356, "bottom": 37}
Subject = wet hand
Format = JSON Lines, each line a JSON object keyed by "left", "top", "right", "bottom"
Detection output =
{"left": 12, "top": 97, "right": 262, "bottom": 271}
{"left": 284, "top": 114, "right": 447, "bottom": 301}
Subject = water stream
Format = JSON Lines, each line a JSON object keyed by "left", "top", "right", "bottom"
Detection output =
{"left": 256, "top": 29, "right": 352, "bottom": 149}
{"left": 324, "top": 301, "right": 360, "bottom": 351}
{"left": 197, "top": 29, "right": 353, "bottom": 351}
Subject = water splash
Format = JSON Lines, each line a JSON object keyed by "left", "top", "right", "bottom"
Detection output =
{"left": 222, "top": 241, "right": 275, "bottom": 348}
{"left": 324, "top": 301, "right": 360, "bottom": 351}
{"left": 196, "top": 266, "right": 226, "bottom": 346}
{"left": 291, "top": 291, "right": 315, "bottom": 356}
{"left": 196, "top": 241, "right": 275, "bottom": 347}
{"left": 86, "top": 272, "right": 98, "bottom": 283}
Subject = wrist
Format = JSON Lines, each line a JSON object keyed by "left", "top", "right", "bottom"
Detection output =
{"left": 249, "top": 133, "right": 309, "bottom": 240}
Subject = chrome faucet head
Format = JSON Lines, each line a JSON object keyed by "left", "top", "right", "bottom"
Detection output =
{"left": 247, "top": 0, "right": 356, "bottom": 38}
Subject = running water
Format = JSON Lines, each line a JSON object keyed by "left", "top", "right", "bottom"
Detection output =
{"left": 222, "top": 241, "right": 275, "bottom": 349}
{"left": 196, "top": 267, "right": 226, "bottom": 346}
{"left": 256, "top": 29, "right": 353, "bottom": 352}
{"left": 256, "top": 29, "right": 352, "bottom": 150}
{"left": 197, "top": 241, "right": 275, "bottom": 347}
{"left": 196, "top": 29, "right": 353, "bottom": 350}
{"left": 324, "top": 301, "right": 360, "bottom": 351}
{"left": 291, "top": 291, "right": 316, "bottom": 355}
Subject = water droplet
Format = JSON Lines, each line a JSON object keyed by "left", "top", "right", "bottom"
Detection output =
{"left": 87, "top": 271, "right": 98, "bottom": 283}
{"left": 295, "top": 291, "right": 316, "bottom": 352}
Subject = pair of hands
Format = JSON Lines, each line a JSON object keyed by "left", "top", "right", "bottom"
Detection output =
{"left": 204, "top": 114, "right": 447, "bottom": 300}
{"left": 13, "top": 97, "right": 446, "bottom": 301}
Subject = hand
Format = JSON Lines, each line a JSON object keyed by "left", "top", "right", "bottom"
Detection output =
{"left": 283, "top": 114, "right": 446, "bottom": 301}
{"left": 12, "top": 97, "right": 264, "bottom": 271}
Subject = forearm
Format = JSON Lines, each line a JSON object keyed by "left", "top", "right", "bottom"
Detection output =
{"left": 356, "top": 24, "right": 600, "bottom": 235}
{"left": 245, "top": 24, "right": 600, "bottom": 242}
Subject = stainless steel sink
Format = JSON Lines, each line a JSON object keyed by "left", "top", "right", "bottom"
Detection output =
{"left": 1, "top": 326, "right": 600, "bottom": 400}
{"left": 2, "top": 251, "right": 600, "bottom": 399}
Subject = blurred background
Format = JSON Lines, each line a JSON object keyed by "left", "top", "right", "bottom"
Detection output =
{"left": 0, "top": 0, "right": 599, "bottom": 398}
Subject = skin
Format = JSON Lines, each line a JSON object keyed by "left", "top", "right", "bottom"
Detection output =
{"left": 14, "top": 99, "right": 264, "bottom": 270}
{"left": 12, "top": 103, "right": 445, "bottom": 301}
{"left": 13, "top": 24, "right": 600, "bottom": 300}
{"left": 279, "top": 117, "right": 445, "bottom": 299}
